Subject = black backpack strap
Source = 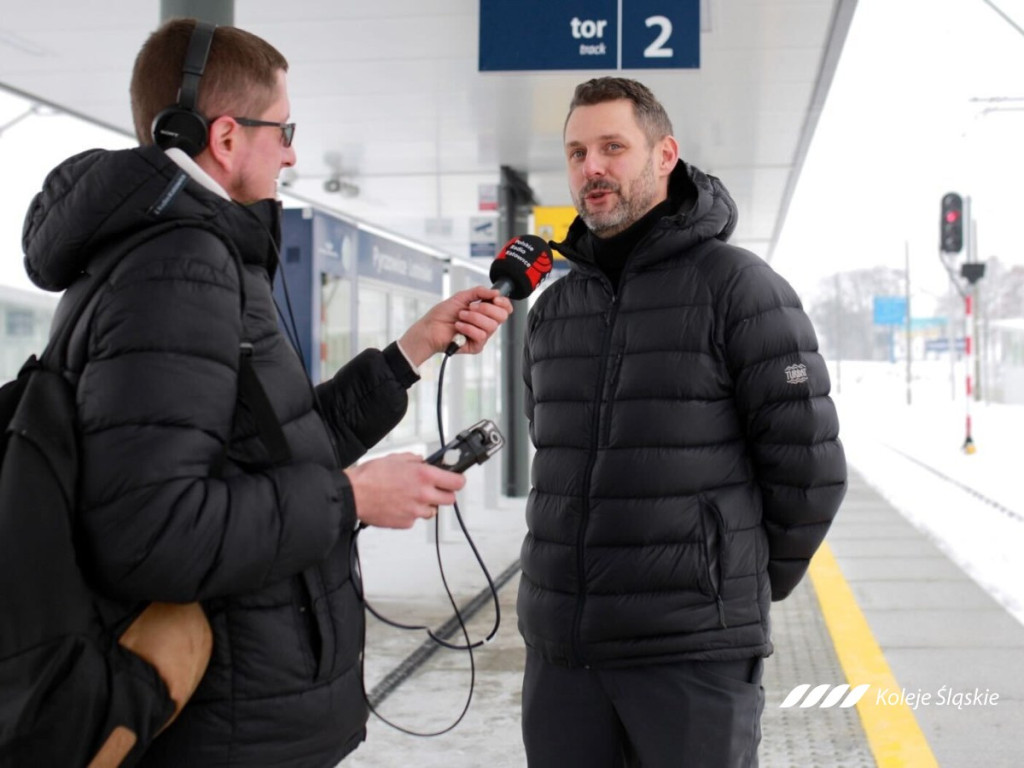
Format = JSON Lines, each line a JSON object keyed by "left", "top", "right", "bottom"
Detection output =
{"left": 221, "top": 248, "right": 291, "bottom": 469}
{"left": 236, "top": 343, "right": 291, "bottom": 465}
{"left": 45, "top": 224, "right": 288, "bottom": 474}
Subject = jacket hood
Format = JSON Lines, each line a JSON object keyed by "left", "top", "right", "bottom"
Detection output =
{"left": 23, "top": 145, "right": 280, "bottom": 291}
{"left": 554, "top": 160, "right": 738, "bottom": 266}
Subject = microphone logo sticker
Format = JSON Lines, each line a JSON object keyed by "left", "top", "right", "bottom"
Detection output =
{"left": 526, "top": 252, "right": 552, "bottom": 288}
{"left": 500, "top": 238, "right": 536, "bottom": 270}
{"left": 491, "top": 235, "right": 553, "bottom": 299}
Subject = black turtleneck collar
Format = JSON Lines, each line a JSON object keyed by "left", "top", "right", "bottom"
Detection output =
{"left": 588, "top": 197, "right": 675, "bottom": 292}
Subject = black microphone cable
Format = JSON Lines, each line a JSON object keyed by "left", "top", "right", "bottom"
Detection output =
{"left": 352, "top": 339, "right": 504, "bottom": 737}
{"left": 428, "top": 348, "right": 502, "bottom": 652}
{"left": 240, "top": 201, "right": 502, "bottom": 736}
{"left": 357, "top": 349, "right": 501, "bottom": 649}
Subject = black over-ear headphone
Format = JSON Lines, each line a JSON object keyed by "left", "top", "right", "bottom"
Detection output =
{"left": 151, "top": 20, "right": 217, "bottom": 157}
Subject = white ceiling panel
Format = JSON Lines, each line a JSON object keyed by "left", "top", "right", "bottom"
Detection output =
{"left": 0, "top": 0, "right": 857, "bottom": 262}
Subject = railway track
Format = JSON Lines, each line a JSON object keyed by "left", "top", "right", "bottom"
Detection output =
{"left": 883, "top": 444, "right": 1024, "bottom": 524}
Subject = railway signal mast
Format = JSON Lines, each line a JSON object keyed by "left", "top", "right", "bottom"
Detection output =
{"left": 939, "top": 192, "right": 985, "bottom": 453}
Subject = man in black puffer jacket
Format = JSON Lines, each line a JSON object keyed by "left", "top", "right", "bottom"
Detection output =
{"left": 518, "top": 78, "right": 846, "bottom": 767}
{"left": 21, "top": 19, "right": 511, "bottom": 768}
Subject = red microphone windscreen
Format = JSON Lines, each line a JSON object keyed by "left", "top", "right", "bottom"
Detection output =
{"left": 489, "top": 235, "right": 553, "bottom": 300}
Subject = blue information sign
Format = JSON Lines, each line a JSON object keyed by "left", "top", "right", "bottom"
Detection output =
{"left": 872, "top": 296, "right": 908, "bottom": 326}
{"left": 479, "top": 0, "right": 699, "bottom": 72}
{"left": 357, "top": 233, "right": 445, "bottom": 294}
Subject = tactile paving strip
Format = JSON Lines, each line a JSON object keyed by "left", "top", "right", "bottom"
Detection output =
{"left": 760, "top": 577, "right": 876, "bottom": 767}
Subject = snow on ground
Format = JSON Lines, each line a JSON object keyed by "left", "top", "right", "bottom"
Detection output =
{"left": 834, "top": 359, "right": 1024, "bottom": 626}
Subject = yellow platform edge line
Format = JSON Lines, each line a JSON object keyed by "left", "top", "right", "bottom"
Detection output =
{"left": 807, "top": 541, "right": 939, "bottom": 768}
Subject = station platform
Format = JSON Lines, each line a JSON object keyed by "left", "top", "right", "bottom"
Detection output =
{"left": 345, "top": 467, "right": 1024, "bottom": 767}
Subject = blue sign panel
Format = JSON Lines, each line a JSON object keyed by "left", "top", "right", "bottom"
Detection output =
{"left": 925, "top": 337, "right": 967, "bottom": 354}
{"left": 873, "top": 296, "right": 908, "bottom": 326}
{"left": 357, "top": 233, "right": 445, "bottom": 294}
{"left": 312, "top": 211, "right": 357, "bottom": 278}
{"left": 471, "top": 242, "right": 496, "bottom": 259}
{"left": 479, "top": 0, "right": 699, "bottom": 72}
{"left": 480, "top": 0, "right": 616, "bottom": 71}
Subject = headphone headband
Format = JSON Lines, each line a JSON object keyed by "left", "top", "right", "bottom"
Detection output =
{"left": 152, "top": 20, "right": 217, "bottom": 156}
{"left": 178, "top": 21, "right": 216, "bottom": 113}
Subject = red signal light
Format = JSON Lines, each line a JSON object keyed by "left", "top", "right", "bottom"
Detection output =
{"left": 940, "top": 192, "right": 964, "bottom": 254}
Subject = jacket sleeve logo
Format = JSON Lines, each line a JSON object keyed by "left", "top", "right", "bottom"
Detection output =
{"left": 785, "top": 363, "right": 808, "bottom": 385}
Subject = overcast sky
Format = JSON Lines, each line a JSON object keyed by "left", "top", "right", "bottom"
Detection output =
{"left": 3, "top": 0, "right": 1024, "bottom": 313}
{"left": 771, "top": 0, "right": 1024, "bottom": 308}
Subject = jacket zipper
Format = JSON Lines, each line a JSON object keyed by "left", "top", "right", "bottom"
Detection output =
{"left": 572, "top": 288, "right": 621, "bottom": 666}
{"left": 698, "top": 496, "right": 728, "bottom": 628}
{"left": 296, "top": 575, "right": 322, "bottom": 677}
{"left": 600, "top": 351, "right": 624, "bottom": 447}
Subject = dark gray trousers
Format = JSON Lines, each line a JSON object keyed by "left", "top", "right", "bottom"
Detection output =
{"left": 522, "top": 649, "right": 764, "bottom": 768}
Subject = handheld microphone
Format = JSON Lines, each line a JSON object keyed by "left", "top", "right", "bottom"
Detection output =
{"left": 446, "top": 235, "right": 554, "bottom": 355}
{"left": 488, "top": 234, "right": 554, "bottom": 299}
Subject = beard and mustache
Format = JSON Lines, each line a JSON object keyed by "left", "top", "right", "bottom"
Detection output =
{"left": 573, "top": 156, "right": 658, "bottom": 238}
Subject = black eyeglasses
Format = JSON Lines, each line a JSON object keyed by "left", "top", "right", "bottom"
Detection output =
{"left": 232, "top": 117, "right": 296, "bottom": 147}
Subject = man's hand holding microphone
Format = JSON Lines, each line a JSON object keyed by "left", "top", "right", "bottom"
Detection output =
{"left": 346, "top": 235, "right": 553, "bottom": 529}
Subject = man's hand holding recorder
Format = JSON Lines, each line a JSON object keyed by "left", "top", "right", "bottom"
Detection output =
{"left": 346, "top": 286, "right": 512, "bottom": 530}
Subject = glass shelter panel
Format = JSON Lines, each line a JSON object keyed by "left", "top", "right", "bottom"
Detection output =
{"left": 320, "top": 273, "right": 353, "bottom": 382}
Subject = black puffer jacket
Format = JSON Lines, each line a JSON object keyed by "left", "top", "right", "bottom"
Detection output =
{"left": 518, "top": 161, "right": 846, "bottom": 668}
{"left": 23, "top": 146, "right": 415, "bottom": 766}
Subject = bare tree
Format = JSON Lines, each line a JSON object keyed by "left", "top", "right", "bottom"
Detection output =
{"left": 808, "top": 266, "right": 905, "bottom": 360}
{"left": 979, "top": 258, "right": 1024, "bottom": 320}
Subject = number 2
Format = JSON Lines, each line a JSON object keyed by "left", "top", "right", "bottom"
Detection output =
{"left": 644, "top": 15, "right": 673, "bottom": 58}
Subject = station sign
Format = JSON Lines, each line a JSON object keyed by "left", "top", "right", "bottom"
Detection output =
{"left": 311, "top": 211, "right": 357, "bottom": 278}
{"left": 479, "top": 0, "right": 699, "bottom": 72}
{"left": 470, "top": 216, "right": 498, "bottom": 259}
{"left": 924, "top": 338, "right": 967, "bottom": 354}
{"left": 478, "top": 183, "right": 499, "bottom": 211}
{"left": 533, "top": 205, "right": 577, "bottom": 246}
{"left": 357, "top": 232, "right": 445, "bottom": 294}
{"left": 872, "top": 296, "right": 908, "bottom": 327}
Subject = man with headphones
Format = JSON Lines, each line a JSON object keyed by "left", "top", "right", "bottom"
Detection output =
{"left": 21, "top": 18, "right": 512, "bottom": 767}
